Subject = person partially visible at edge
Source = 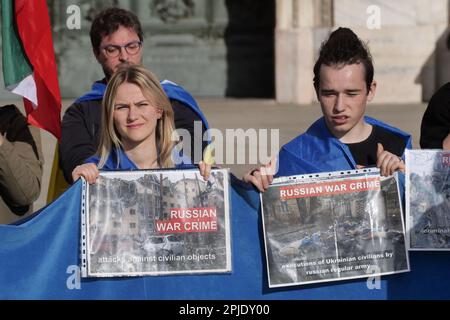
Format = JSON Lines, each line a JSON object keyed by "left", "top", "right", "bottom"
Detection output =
{"left": 0, "top": 105, "right": 43, "bottom": 224}
{"left": 420, "top": 81, "right": 450, "bottom": 150}
{"left": 71, "top": 65, "right": 210, "bottom": 184}
{"left": 60, "top": 7, "right": 209, "bottom": 184}
{"left": 243, "top": 27, "right": 411, "bottom": 192}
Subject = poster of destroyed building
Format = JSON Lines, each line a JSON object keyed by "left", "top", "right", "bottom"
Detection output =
{"left": 261, "top": 170, "right": 409, "bottom": 287}
{"left": 406, "top": 150, "right": 450, "bottom": 250}
{"left": 81, "top": 169, "right": 231, "bottom": 277}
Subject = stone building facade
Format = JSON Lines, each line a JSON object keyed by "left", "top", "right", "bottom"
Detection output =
{"left": 276, "top": 0, "right": 450, "bottom": 104}
{"left": 0, "top": 0, "right": 449, "bottom": 104}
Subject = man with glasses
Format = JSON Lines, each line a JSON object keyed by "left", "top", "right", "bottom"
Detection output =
{"left": 101, "top": 41, "right": 142, "bottom": 61}
{"left": 59, "top": 7, "right": 209, "bottom": 184}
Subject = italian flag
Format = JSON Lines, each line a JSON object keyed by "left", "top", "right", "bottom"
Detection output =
{"left": 2, "top": 0, "right": 61, "bottom": 139}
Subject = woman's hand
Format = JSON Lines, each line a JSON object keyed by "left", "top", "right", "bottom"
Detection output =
{"left": 72, "top": 163, "right": 100, "bottom": 184}
{"left": 198, "top": 161, "right": 211, "bottom": 181}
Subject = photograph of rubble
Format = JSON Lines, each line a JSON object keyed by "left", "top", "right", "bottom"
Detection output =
{"left": 261, "top": 170, "right": 409, "bottom": 287}
{"left": 406, "top": 150, "right": 450, "bottom": 250}
{"left": 82, "top": 169, "right": 231, "bottom": 277}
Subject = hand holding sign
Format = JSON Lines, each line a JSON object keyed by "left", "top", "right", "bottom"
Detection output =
{"left": 243, "top": 158, "right": 277, "bottom": 193}
{"left": 376, "top": 143, "right": 405, "bottom": 176}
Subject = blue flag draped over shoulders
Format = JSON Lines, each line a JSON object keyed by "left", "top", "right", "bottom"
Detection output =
{"left": 276, "top": 116, "right": 412, "bottom": 177}
{"left": 76, "top": 79, "right": 210, "bottom": 130}
{"left": 85, "top": 147, "right": 193, "bottom": 170}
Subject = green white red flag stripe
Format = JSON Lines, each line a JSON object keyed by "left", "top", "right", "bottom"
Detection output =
{"left": 2, "top": 0, "right": 61, "bottom": 139}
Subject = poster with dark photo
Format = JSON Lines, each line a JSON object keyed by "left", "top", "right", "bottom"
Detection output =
{"left": 261, "top": 169, "right": 409, "bottom": 288}
{"left": 81, "top": 169, "right": 231, "bottom": 277}
{"left": 406, "top": 150, "right": 450, "bottom": 250}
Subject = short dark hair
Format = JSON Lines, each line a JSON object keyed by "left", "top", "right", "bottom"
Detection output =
{"left": 90, "top": 7, "right": 143, "bottom": 54}
{"left": 313, "top": 27, "right": 374, "bottom": 94}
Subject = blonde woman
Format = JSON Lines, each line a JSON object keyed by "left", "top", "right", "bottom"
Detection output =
{"left": 72, "top": 65, "right": 210, "bottom": 183}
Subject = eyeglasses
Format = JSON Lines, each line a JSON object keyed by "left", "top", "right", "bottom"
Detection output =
{"left": 101, "top": 41, "right": 143, "bottom": 58}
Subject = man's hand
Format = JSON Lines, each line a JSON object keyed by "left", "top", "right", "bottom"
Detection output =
{"left": 72, "top": 163, "right": 99, "bottom": 184}
{"left": 243, "top": 158, "right": 277, "bottom": 192}
{"left": 376, "top": 143, "right": 405, "bottom": 176}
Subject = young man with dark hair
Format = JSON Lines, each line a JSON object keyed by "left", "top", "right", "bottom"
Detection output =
{"left": 59, "top": 7, "right": 209, "bottom": 184}
{"left": 244, "top": 27, "right": 411, "bottom": 191}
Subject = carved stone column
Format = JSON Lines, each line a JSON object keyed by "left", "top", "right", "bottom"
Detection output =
{"left": 275, "top": 0, "right": 330, "bottom": 104}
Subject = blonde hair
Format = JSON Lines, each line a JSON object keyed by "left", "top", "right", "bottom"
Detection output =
{"left": 97, "top": 64, "right": 175, "bottom": 168}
